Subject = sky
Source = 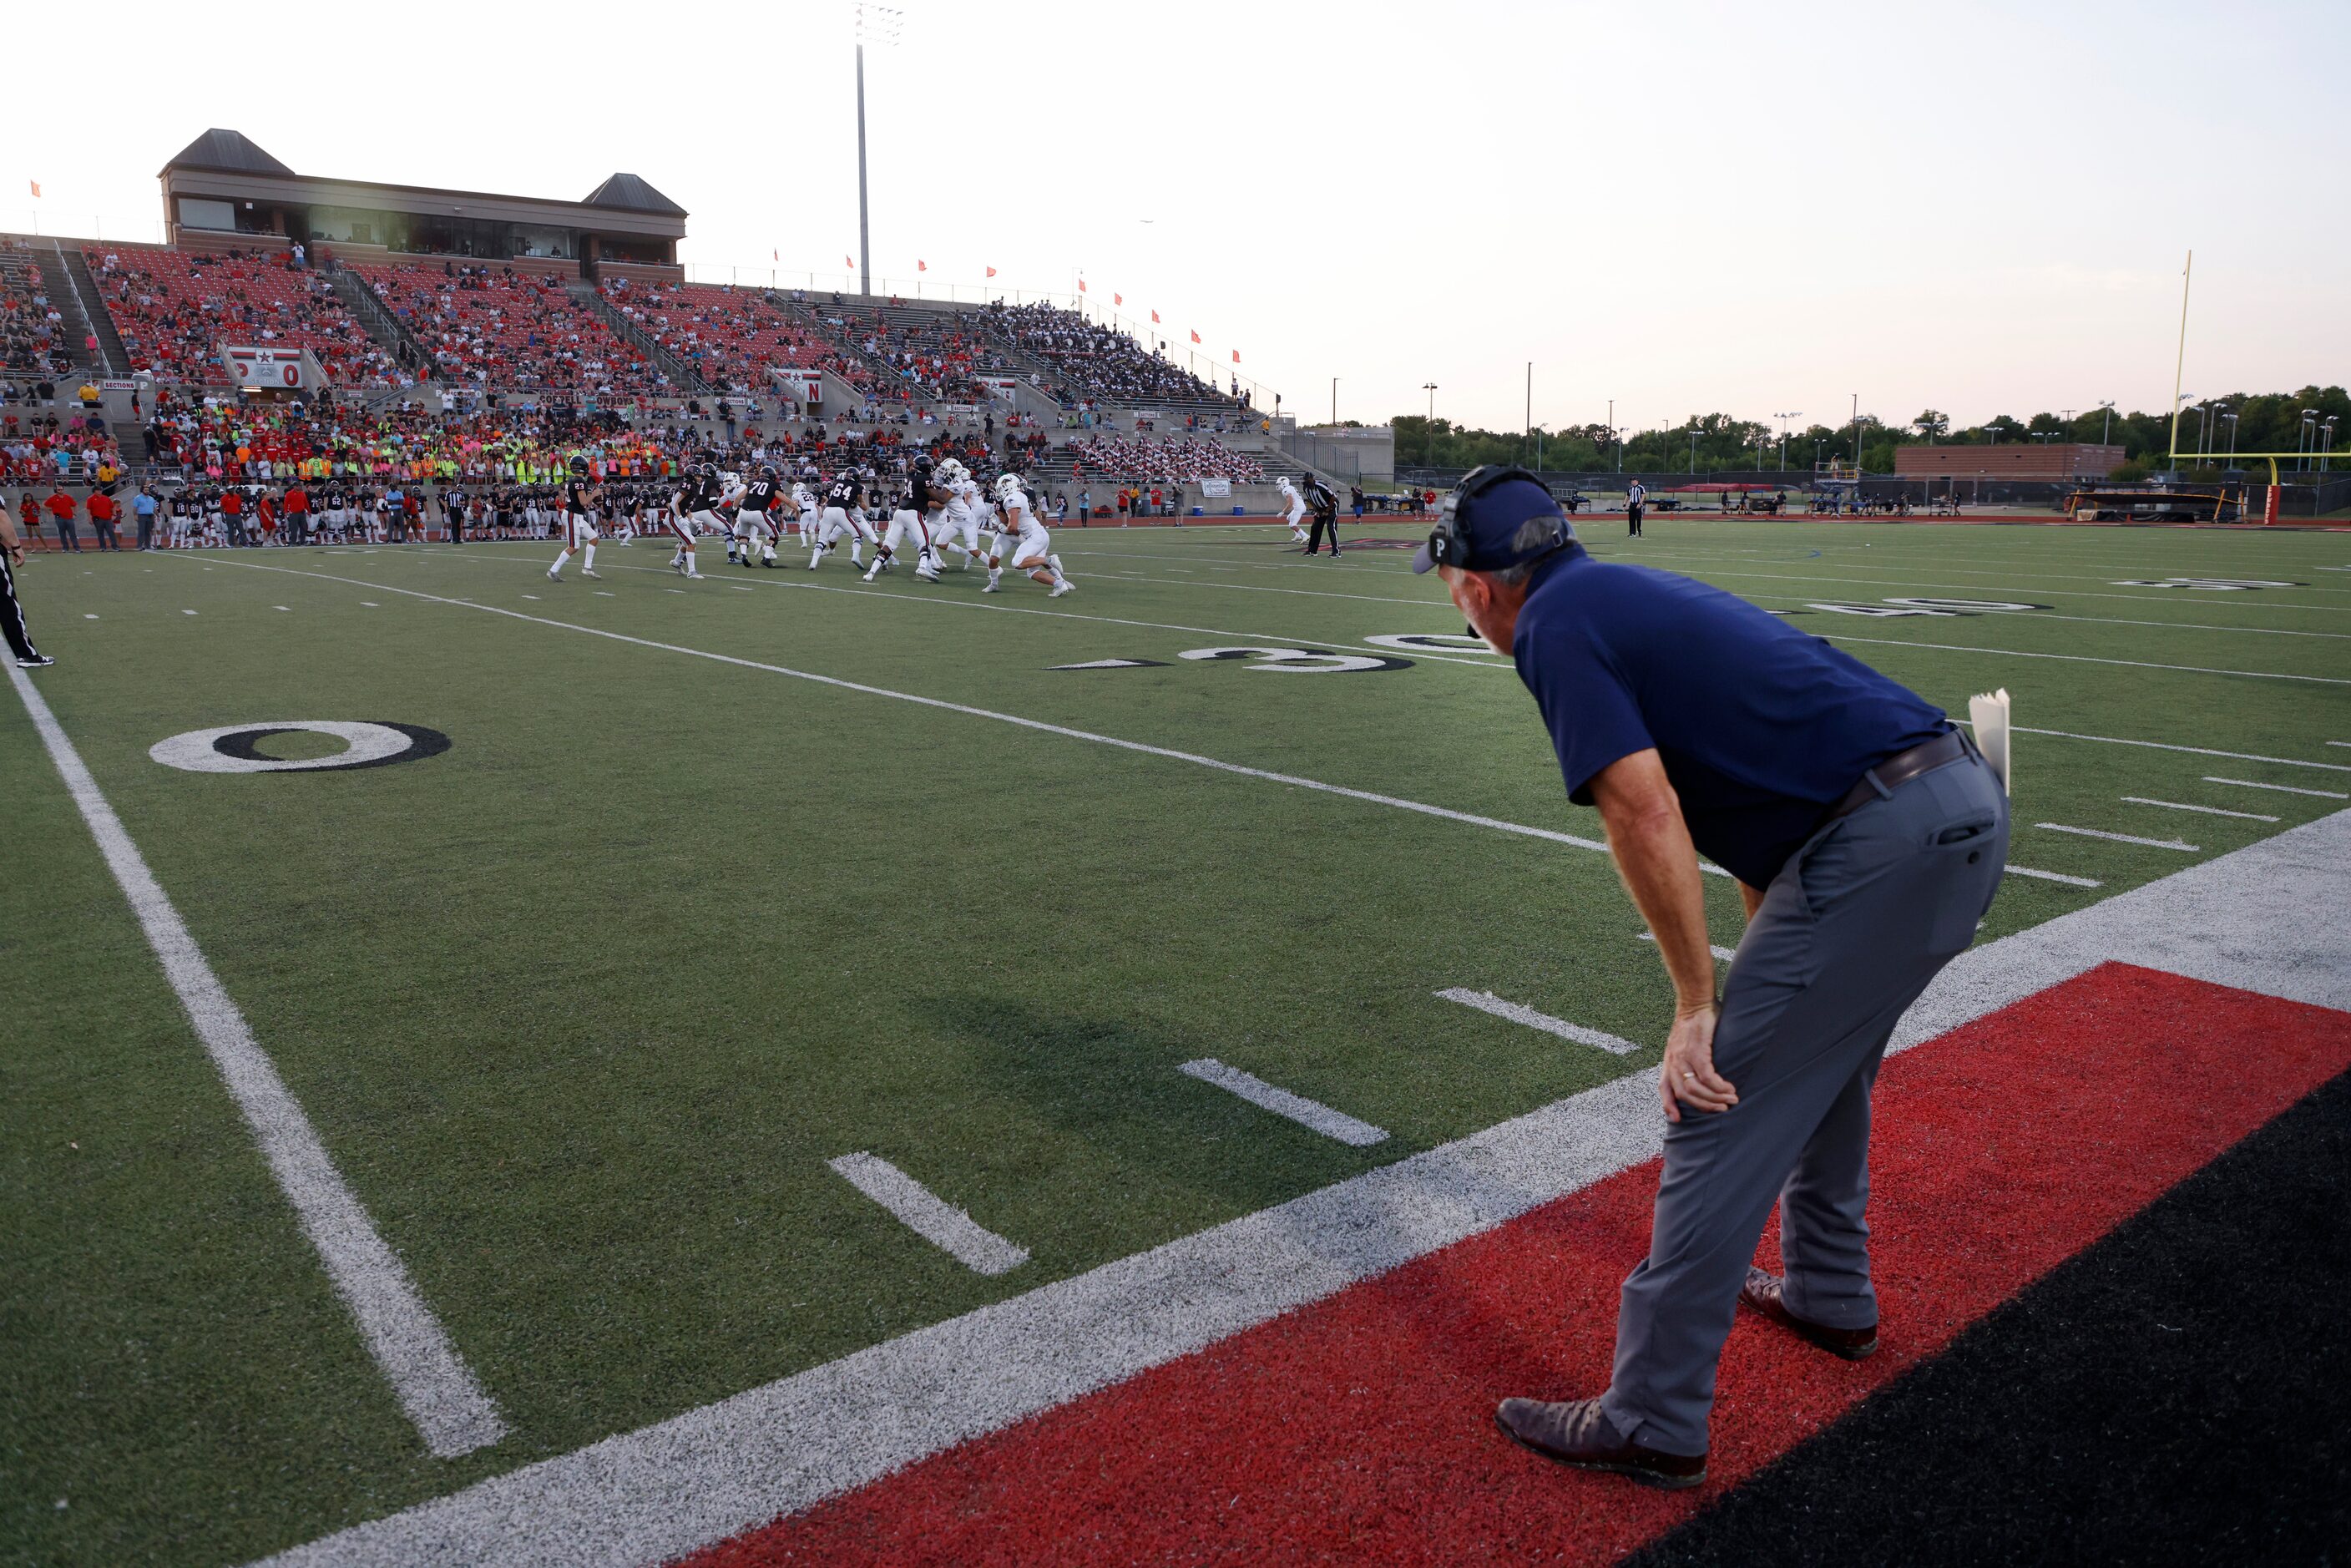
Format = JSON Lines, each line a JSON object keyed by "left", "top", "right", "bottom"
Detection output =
{"left": 8, "top": 0, "right": 2346, "bottom": 437}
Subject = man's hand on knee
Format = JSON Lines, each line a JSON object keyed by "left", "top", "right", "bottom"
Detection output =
{"left": 1660, "top": 1003, "right": 1737, "bottom": 1122}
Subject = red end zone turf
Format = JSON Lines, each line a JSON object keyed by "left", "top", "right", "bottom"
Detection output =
{"left": 681, "top": 963, "right": 2351, "bottom": 1567}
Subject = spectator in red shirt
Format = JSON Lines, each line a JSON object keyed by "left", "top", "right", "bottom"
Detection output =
{"left": 283, "top": 483, "right": 311, "bottom": 545}
{"left": 86, "top": 488, "right": 121, "bottom": 551}
{"left": 45, "top": 487, "right": 80, "bottom": 551}
{"left": 220, "top": 486, "right": 246, "bottom": 547}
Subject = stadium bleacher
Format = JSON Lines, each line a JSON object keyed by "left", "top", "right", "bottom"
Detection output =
{"left": 969, "top": 301, "right": 1241, "bottom": 412}
{"left": 2, "top": 242, "right": 76, "bottom": 377}
{"left": 1045, "top": 432, "right": 1267, "bottom": 484}
{"left": 354, "top": 262, "right": 666, "bottom": 397}
{"left": 86, "top": 245, "right": 393, "bottom": 386}
{"left": 599, "top": 281, "right": 828, "bottom": 393}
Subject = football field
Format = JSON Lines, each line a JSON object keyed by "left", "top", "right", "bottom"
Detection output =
{"left": 7, "top": 516, "right": 2350, "bottom": 1564}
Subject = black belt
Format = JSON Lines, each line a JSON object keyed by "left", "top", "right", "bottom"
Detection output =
{"left": 1824, "top": 728, "right": 1973, "bottom": 825}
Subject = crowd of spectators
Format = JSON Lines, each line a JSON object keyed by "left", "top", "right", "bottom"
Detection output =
{"left": 785, "top": 300, "right": 1010, "bottom": 407}
{"left": 599, "top": 281, "right": 827, "bottom": 394}
{"left": 2, "top": 245, "right": 76, "bottom": 376}
{"left": 1054, "top": 432, "right": 1266, "bottom": 484}
{"left": 87, "top": 245, "right": 396, "bottom": 386}
{"left": 356, "top": 262, "right": 667, "bottom": 398}
{"left": 969, "top": 301, "right": 1239, "bottom": 410}
{"left": 3, "top": 403, "right": 124, "bottom": 483}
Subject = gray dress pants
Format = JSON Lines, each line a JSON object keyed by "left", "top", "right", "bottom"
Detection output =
{"left": 1600, "top": 746, "right": 2009, "bottom": 1456}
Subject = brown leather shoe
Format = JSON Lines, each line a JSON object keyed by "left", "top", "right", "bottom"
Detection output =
{"left": 1493, "top": 1397, "right": 1706, "bottom": 1490}
{"left": 1740, "top": 1267, "right": 1878, "bottom": 1360}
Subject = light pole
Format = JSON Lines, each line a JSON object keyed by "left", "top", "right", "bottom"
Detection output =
{"left": 2222, "top": 412, "right": 2240, "bottom": 463}
{"left": 1330, "top": 377, "right": 1338, "bottom": 426}
{"left": 1773, "top": 411, "right": 1800, "bottom": 470}
{"left": 2300, "top": 409, "right": 2319, "bottom": 470}
{"left": 1691, "top": 427, "right": 1699, "bottom": 475}
{"left": 2098, "top": 399, "right": 2116, "bottom": 447}
{"left": 2324, "top": 416, "right": 2338, "bottom": 474}
{"left": 1422, "top": 382, "right": 1437, "bottom": 422}
{"left": 852, "top": 3, "right": 902, "bottom": 298}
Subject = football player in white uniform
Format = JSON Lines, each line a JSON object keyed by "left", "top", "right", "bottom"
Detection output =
{"left": 1275, "top": 475, "right": 1310, "bottom": 544}
{"left": 984, "top": 473, "right": 1074, "bottom": 597}
{"left": 930, "top": 458, "right": 986, "bottom": 571}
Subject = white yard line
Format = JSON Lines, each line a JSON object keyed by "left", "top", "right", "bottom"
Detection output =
{"left": 1819, "top": 633, "right": 2348, "bottom": 686}
{"left": 257, "top": 811, "right": 2351, "bottom": 1568}
{"left": 1177, "top": 1060, "right": 1390, "bottom": 1146}
{"left": 1637, "top": 932, "right": 1741, "bottom": 962}
{"left": 2002, "top": 865, "right": 2104, "bottom": 888}
{"left": 7, "top": 665, "right": 505, "bottom": 1460}
{"left": 2121, "top": 797, "right": 2278, "bottom": 822}
{"left": 1433, "top": 989, "right": 1641, "bottom": 1055}
{"left": 2205, "top": 776, "right": 2348, "bottom": 800}
{"left": 827, "top": 1154, "right": 1029, "bottom": 1277}
{"left": 2035, "top": 822, "right": 2200, "bottom": 851}
{"left": 187, "top": 555, "right": 1631, "bottom": 860}
{"left": 1990, "top": 724, "right": 2350, "bottom": 774}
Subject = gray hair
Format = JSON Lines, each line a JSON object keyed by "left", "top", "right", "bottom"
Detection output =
{"left": 1488, "top": 517, "right": 1568, "bottom": 588}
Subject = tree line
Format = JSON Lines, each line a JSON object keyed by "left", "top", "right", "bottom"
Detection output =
{"left": 1391, "top": 384, "right": 2350, "bottom": 480}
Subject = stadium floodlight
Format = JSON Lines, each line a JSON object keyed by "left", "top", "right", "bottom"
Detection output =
{"left": 852, "top": 3, "right": 904, "bottom": 298}
{"left": 1773, "top": 412, "right": 1801, "bottom": 470}
{"left": 1422, "top": 382, "right": 1438, "bottom": 421}
{"left": 2098, "top": 398, "right": 2116, "bottom": 446}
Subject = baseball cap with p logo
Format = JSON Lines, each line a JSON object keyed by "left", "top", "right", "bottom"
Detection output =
{"left": 1411, "top": 465, "right": 1573, "bottom": 574}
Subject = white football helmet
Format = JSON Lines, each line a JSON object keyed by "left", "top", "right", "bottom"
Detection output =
{"left": 935, "top": 458, "right": 968, "bottom": 484}
{"left": 994, "top": 473, "right": 1024, "bottom": 503}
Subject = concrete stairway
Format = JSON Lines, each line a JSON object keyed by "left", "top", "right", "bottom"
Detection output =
{"left": 34, "top": 244, "right": 119, "bottom": 374}
{"left": 327, "top": 265, "right": 432, "bottom": 378}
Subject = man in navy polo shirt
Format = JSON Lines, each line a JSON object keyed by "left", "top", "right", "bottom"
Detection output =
{"left": 1415, "top": 467, "right": 2008, "bottom": 1488}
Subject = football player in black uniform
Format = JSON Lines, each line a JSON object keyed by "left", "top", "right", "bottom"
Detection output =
{"left": 864, "top": 458, "right": 945, "bottom": 584}
{"left": 739, "top": 466, "right": 785, "bottom": 568}
{"left": 811, "top": 468, "right": 873, "bottom": 570}
{"left": 547, "top": 458, "right": 603, "bottom": 582}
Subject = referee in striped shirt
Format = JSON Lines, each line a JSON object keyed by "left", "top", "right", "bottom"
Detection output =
{"left": 1, "top": 492, "right": 53, "bottom": 668}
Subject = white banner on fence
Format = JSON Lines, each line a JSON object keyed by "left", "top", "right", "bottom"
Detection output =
{"left": 1201, "top": 478, "right": 1232, "bottom": 498}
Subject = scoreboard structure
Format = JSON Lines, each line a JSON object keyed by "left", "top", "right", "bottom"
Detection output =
{"left": 221, "top": 344, "right": 327, "bottom": 396}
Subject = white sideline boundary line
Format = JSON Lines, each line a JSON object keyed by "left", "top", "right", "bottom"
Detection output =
{"left": 827, "top": 1154, "right": 1029, "bottom": 1277}
{"left": 2122, "top": 797, "right": 2278, "bottom": 822}
{"left": 5, "top": 665, "right": 505, "bottom": 1460}
{"left": 1178, "top": 1059, "right": 1390, "bottom": 1146}
{"left": 190, "top": 555, "right": 1638, "bottom": 861}
{"left": 2036, "top": 822, "right": 2200, "bottom": 852}
{"left": 1816, "top": 632, "right": 2349, "bottom": 686}
{"left": 257, "top": 810, "right": 2351, "bottom": 1567}
{"left": 2207, "top": 776, "right": 2348, "bottom": 800}
{"left": 1434, "top": 989, "right": 1641, "bottom": 1055}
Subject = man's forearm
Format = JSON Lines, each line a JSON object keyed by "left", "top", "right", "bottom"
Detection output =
{"left": 1608, "top": 808, "right": 1716, "bottom": 1012}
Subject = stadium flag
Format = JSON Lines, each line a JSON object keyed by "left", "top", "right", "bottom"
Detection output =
{"left": 28, "top": 180, "right": 39, "bottom": 198}
{"left": 1231, "top": 350, "right": 1241, "bottom": 363}
{"left": 1151, "top": 310, "right": 1160, "bottom": 324}
{"left": 1115, "top": 293, "right": 1123, "bottom": 306}
{"left": 918, "top": 259, "right": 927, "bottom": 271}
{"left": 1079, "top": 279, "right": 1088, "bottom": 292}
{"left": 1190, "top": 330, "right": 1201, "bottom": 344}
{"left": 844, "top": 254, "right": 853, "bottom": 268}
{"left": 772, "top": 249, "right": 778, "bottom": 261}
{"left": 986, "top": 266, "right": 996, "bottom": 277}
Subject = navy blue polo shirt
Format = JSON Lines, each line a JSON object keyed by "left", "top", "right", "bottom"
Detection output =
{"left": 1512, "top": 546, "right": 1949, "bottom": 888}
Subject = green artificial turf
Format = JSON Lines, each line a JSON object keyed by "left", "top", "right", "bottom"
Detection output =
{"left": 3, "top": 517, "right": 2346, "bottom": 1563}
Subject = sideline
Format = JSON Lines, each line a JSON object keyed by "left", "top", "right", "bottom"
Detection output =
{"left": 6, "top": 664, "right": 506, "bottom": 1460}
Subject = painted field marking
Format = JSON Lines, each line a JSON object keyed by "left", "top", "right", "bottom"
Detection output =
{"left": 83, "top": 613, "right": 97, "bottom": 620}
{"left": 1434, "top": 989, "right": 1641, "bottom": 1055}
{"left": 2206, "top": 776, "right": 2348, "bottom": 800}
{"left": 361, "top": 601, "right": 380, "bottom": 608}
{"left": 5, "top": 665, "right": 505, "bottom": 1459}
{"left": 1177, "top": 1059, "right": 1390, "bottom": 1146}
{"left": 2333, "top": 741, "right": 2351, "bottom": 749}
{"left": 275, "top": 605, "right": 291, "bottom": 612}
{"left": 1637, "top": 932, "right": 1740, "bottom": 962}
{"left": 827, "top": 1154, "right": 1029, "bottom": 1277}
{"left": 1820, "top": 632, "right": 2348, "bottom": 687}
{"left": 1964, "top": 721, "right": 2350, "bottom": 774}
{"left": 182, "top": 609, "right": 197, "bottom": 615}
{"left": 189, "top": 557, "right": 1645, "bottom": 863}
{"left": 2036, "top": 822, "right": 2200, "bottom": 852}
{"left": 2121, "top": 797, "right": 2278, "bottom": 822}
{"left": 2004, "top": 865, "right": 2103, "bottom": 888}
{"left": 519, "top": 594, "right": 541, "bottom": 600}
{"left": 265, "top": 814, "right": 2351, "bottom": 1568}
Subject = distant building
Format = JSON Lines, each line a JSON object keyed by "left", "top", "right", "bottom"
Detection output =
{"left": 155, "top": 129, "right": 685, "bottom": 281}
{"left": 1894, "top": 443, "right": 2123, "bottom": 482}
